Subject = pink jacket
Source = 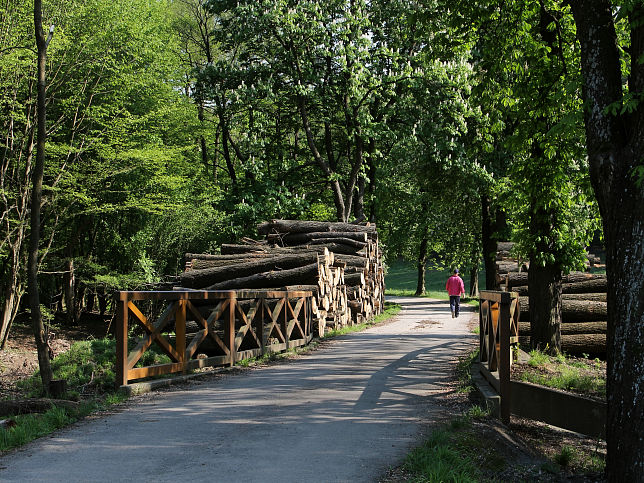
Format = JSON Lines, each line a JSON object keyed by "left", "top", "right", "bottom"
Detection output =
{"left": 446, "top": 275, "right": 465, "bottom": 296}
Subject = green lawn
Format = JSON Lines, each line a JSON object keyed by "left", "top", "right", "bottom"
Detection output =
{"left": 385, "top": 259, "right": 484, "bottom": 303}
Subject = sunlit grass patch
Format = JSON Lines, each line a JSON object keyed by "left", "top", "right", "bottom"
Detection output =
{"left": 520, "top": 350, "right": 606, "bottom": 397}
{"left": 405, "top": 408, "right": 501, "bottom": 482}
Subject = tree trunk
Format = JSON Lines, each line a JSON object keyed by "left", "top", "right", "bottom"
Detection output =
{"left": 518, "top": 334, "right": 606, "bottom": 355}
{"left": 519, "top": 321, "right": 606, "bottom": 335}
{"left": 268, "top": 231, "right": 368, "bottom": 245}
{"left": 257, "top": 219, "right": 377, "bottom": 237}
{"left": 0, "top": 240, "right": 24, "bottom": 349}
{"left": 528, "top": 261, "right": 562, "bottom": 354}
{"left": 205, "top": 263, "right": 321, "bottom": 290}
{"left": 180, "top": 253, "right": 323, "bottom": 288}
{"left": 569, "top": 2, "right": 644, "bottom": 475}
{"left": 469, "top": 265, "right": 479, "bottom": 297}
{"left": 519, "top": 298, "right": 607, "bottom": 322}
{"left": 97, "top": 286, "right": 107, "bottom": 316}
{"left": 292, "top": 237, "right": 367, "bottom": 249}
{"left": 31, "top": 0, "right": 53, "bottom": 391}
{"left": 481, "top": 195, "right": 498, "bottom": 290}
{"left": 63, "top": 258, "right": 75, "bottom": 325}
{"left": 415, "top": 235, "right": 428, "bottom": 296}
{"left": 506, "top": 271, "right": 605, "bottom": 289}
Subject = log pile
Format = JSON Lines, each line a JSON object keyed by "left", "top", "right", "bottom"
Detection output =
{"left": 494, "top": 242, "right": 528, "bottom": 289}
{"left": 495, "top": 241, "right": 607, "bottom": 354}
{"left": 257, "top": 220, "right": 385, "bottom": 333}
{"left": 178, "top": 220, "right": 384, "bottom": 338}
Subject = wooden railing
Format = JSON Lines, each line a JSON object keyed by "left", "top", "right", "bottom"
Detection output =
{"left": 478, "top": 290, "right": 520, "bottom": 423}
{"left": 115, "top": 290, "right": 313, "bottom": 387}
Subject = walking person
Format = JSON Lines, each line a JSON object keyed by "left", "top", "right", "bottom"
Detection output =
{"left": 446, "top": 269, "right": 465, "bottom": 318}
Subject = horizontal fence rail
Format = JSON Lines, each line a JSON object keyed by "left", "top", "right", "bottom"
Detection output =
{"left": 115, "top": 290, "right": 313, "bottom": 387}
{"left": 479, "top": 290, "right": 520, "bottom": 424}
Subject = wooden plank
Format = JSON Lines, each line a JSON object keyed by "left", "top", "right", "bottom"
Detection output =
{"left": 115, "top": 299, "right": 129, "bottom": 387}
{"left": 499, "top": 297, "right": 511, "bottom": 425}
{"left": 176, "top": 300, "right": 186, "bottom": 369}
{"left": 479, "top": 290, "right": 518, "bottom": 304}
{"left": 185, "top": 300, "right": 210, "bottom": 359}
{"left": 228, "top": 298, "right": 235, "bottom": 366}
{"left": 510, "top": 381, "right": 606, "bottom": 438}
{"left": 127, "top": 302, "right": 180, "bottom": 370}
{"left": 263, "top": 298, "right": 285, "bottom": 343}
{"left": 118, "top": 290, "right": 312, "bottom": 302}
{"left": 234, "top": 348, "right": 264, "bottom": 362}
{"left": 195, "top": 300, "right": 231, "bottom": 356}
{"left": 127, "top": 355, "right": 230, "bottom": 381}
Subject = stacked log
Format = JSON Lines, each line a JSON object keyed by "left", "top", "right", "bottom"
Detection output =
{"left": 493, "top": 240, "right": 607, "bottom": 354}
{"left": 508, "top": 271, "right": 607, "bottom": 355}
{"left": 181, "top": 247, "right": 341, "bottom": 335}
{"left": 494, "top": 242, "right": 528, "bottom": 289}
{"left": 257, "top": 219, "right": 385, "bottom": 332}
{"left": 176, "top": 220, "right": 384, "bottom": 339}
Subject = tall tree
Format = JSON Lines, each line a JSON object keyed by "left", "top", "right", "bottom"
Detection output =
{"left": 31, "top": 0, "right": 53, "bottom": 390}
{"left": 568, "top": 1, "right": 644, "bottom": 478}
{"left": 448, "top": 0, "right": 598, "bottom": 351}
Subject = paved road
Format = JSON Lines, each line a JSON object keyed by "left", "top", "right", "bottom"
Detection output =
{"left": 0, "top": 297, "right": 475, "bottom": 482}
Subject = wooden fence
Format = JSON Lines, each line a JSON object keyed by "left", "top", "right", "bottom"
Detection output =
{"left": 478, "top": 290, "right": 520, "bottom": 424}
{"left": 479, "top": 290, "right": 605, "bottom": 437}
{"left": 115, "top": 290, "right": 313, "bottom": 387}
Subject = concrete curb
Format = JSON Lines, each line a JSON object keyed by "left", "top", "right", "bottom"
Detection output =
{"left": 120, "top": 366, "right": 237, "bottom": 396}
{"left": 471, "top": 364, "right": 500, "bottom": 417}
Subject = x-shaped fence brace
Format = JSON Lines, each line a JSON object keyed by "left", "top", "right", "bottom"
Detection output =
{"left": 115, "top": 290, "right": 312, "bottom": 387}
{"left": 478, "top": 290, "right": 520, "bottom": 424}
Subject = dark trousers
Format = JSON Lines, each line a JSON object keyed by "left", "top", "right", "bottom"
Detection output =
{"left": 449, "top": 295, "right": 461, "bottom": 316}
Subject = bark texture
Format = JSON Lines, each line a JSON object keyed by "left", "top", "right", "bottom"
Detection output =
{"left": 570, "top": 1, "right": 644, "bottom": 478}
{"left": 481, "top": 195, "right": 499, "bottom": 290}
{"left": 528, "top": 262, "right": 562, "bottom": 353}
{"left": 30, "top": 0, "right": 53, "bottom": 390}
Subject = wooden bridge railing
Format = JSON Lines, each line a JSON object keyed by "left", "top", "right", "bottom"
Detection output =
{"left": 478, "top": 290, "right": 520, "bottom": 423}
{"left": 115, "top": 290, "right": 313, "bottom": 387}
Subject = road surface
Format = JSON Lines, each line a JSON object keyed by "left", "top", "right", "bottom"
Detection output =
{"left": 0, "top": 296, "right": 475, "bottom": 482}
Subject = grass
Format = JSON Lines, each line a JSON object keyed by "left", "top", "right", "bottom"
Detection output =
{"left": 456, "top": 348, "right": 480, "bottom": 394}
{"left": 1, "top": 336, "right": 169, "bottom": 453}
{"left": 520, "top": 349, "right": 606, "bottom": 397}
{"left": 325, "top": 301, "right": 402, "bottom": 337}
{"left": 385, "top": 260, "right": 481, "bottom": 306}
{"left": 18, "top": 337, "right": 171, "bottom": 398}
{"left": 404, "top": 407, "right": 501, "bottom": 482}
{"left": 0, "top": 392, "right": 128, "bottom": 452}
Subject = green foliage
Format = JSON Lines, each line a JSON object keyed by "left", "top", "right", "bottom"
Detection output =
{"left": 0, "top": 407, "right": 74, "bottom": 452}
{"left": 405, "top": 428, "right": 480, "bottom": 482}
{"left": 456, "top": 348, "right": 480, "bottom": 393}
{"left": 19, "top": 337, "right": 170, "bottom": 397}
{"left": 554, "top": 445, "right": 575, "bottom": 467}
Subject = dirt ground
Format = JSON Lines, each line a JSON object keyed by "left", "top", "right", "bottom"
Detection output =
{"left": 0, "top": 315, "right": 109, "bottom": 399}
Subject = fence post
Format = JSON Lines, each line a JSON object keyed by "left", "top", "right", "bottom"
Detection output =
{"left": 176, "top": 299, "right": 186, "bottom": 372}
{"left": 499, "top": 291, "right": 511, "bottom": 425}
{"left": 229, "top": 295, "right": 236, "bottom": 366}
{"left": 479, "top": 301, "right": 485, "bottom": 363}
{"left": 284, "top": 295, "right": 289, "bottom": 349}
{"left": 115, "top": 292, "right": 129, "bottom": 388}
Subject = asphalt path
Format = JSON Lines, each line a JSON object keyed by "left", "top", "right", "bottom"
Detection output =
{"left": 0, "top": 296, "right": 476, "bottom": 482}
